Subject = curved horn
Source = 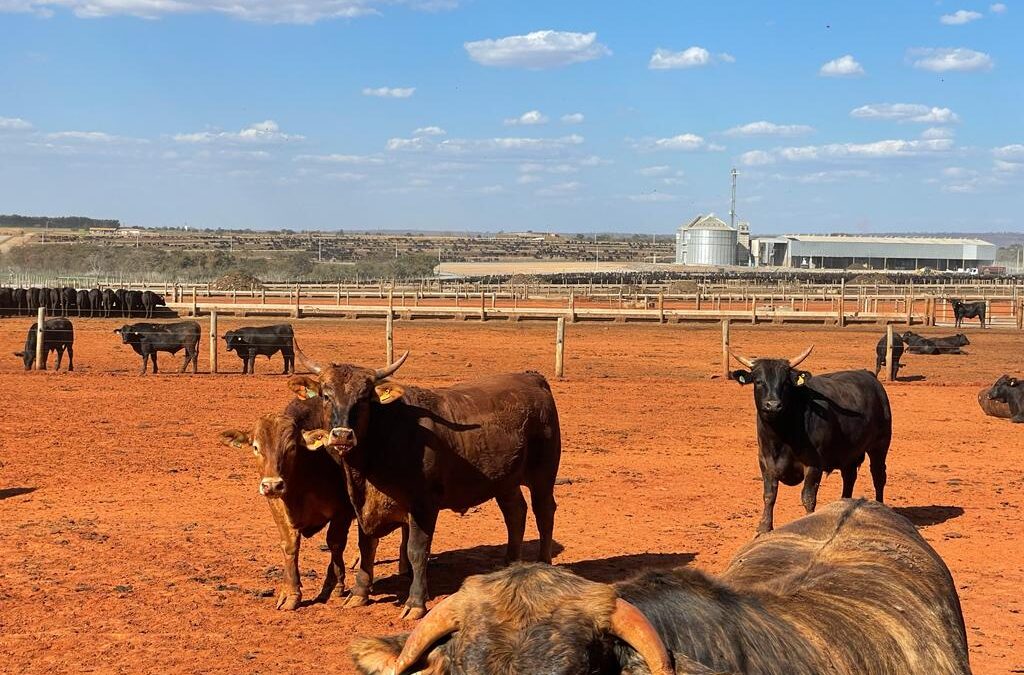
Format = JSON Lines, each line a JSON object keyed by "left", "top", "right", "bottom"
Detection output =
{"left": 292, "top": 339, "right": 322, "bottom": 374}
{"left": 788, "top": 345, "right": 813, "bottom": 368}
{"left": 391, "top": 594, "right": 460, "bottom": 675}
{"left": 608, "top": 599, "right": 674, "bottom": 675}
{"left": 728, "top": 349, "right": 755, "bottom": 369}
{"left": 376, "top": 350, "right": 409, "bottom": 381}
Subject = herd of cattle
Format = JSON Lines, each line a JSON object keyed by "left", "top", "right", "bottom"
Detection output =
{"left": 2, "top": 289, "right": 1013, "bottom": 673}
{"left": 0, "top": 286, "right": 168, "bottom": 319}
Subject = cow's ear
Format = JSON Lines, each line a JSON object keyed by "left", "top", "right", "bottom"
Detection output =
{"left": 302, "top": 429, "right": 331, "bottom": 451}
{"left": 1011, "top": 378, "right": 1019, "bottom": 387}
{"left": 731, "top": 369, "right": 752, "bottom": 385}
{"left": 13, "top": 351, "right": 24, "bottom": 357}
{"left": 288, "top": 375, "right": 320, "bottom": 400}
{"left": 220, "top": 430, "right": 253, "bottom": 452}
{"left": 792, "top": 370, "right": 812, "bottom": 386}
{"left": 374, "top": 382, "right": 405, "bottom": 404}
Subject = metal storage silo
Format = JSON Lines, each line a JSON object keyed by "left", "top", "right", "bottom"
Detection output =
{"left": 684, "top": 217, "right": 737, "bottom": 266}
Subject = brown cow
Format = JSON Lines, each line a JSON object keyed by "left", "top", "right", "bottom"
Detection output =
{"left": 220, "top": 397, "right": 360, "bottom": 610}
{"left": 352, "top": 499, "right": 970, "bottom": 675}
{"left": 978, "top": 385, "right": 1012, "bottom": 418}
{"left": 291, "top": 349, "right": 561, "bottom": 620}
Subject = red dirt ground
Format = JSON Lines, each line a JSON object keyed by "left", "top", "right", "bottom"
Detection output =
{"left": 0, "top": 318, "right": 1022, "bottom": 674}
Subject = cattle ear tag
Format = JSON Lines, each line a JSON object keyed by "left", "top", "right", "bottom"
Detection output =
{"left": 305, "top": 388, "right": 318, "bottom": 399}
{"left": 375, "top": 383, "right": 404, "bottom": 404}
{"left": 796, "top": 373, "right": 807, "bottom": 386}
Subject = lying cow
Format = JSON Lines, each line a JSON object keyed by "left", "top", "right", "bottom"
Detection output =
{"left": 115, "top": 321, "right": 200, "bottom": 374}
{"left": 221, "top": 396, "right": 370, "bottom": 610}
{"left": 291, "top": 349, "right": 561, "bottom": 619}
{"left": 352, "top": 499, "right": 970, "bottom": 675}
{"left": 731, "top": 346, "right": 891, "bottom": 534}
{"left": 902, "top": 331, "right": 968, "bottom": 355}
{"left": 978, "top": 385, "right": 1012, "bottom": 419}
{"left": 872, "top": 332, "right": 904, "bottom": 377}
{"left": 951, "top": 299, "right": 985, "bottom": 328}
{"left": 14, "top": 318, "right": 74, "bottom": 371}
{"left": 987, "top": 375, "right": 1024, "bottom": 423}
{"left": 223, "top": 324, "right": 295, "bottom": 374}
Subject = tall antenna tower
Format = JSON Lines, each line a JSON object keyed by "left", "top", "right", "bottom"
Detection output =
{"left": 729, "top": 168, "right": 739, "bottom": 229}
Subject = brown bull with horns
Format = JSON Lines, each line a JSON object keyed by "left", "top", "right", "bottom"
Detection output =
{"left": 290, "top": 344, "right": 562, "bottom": 619}
{"left": 729, "top": 345, "right": 892, "bottom": 534}
{"left": 352, "top": 499, "right": 970, "bottom": 675}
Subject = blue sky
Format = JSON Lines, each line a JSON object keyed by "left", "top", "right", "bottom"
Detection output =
{"left": 0, "top": 0, "right": 1021, "bottom": 234}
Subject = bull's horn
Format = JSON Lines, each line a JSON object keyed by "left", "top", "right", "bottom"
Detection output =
{"left": 292, "top": 339, "right": 322, "bottom": 374}
{"left": 608, "top": 599, "right": 674, "bottom": 675}
{"left": 788, "top": 345, "right": 813, "bottom": 368}
{"left": 391, "top": 594, "right": 460, "bottom": 674}
{"left": 728, "top": 349, "right": 755, "bottom": 369}
{"left": 376, "top": 350, "right": 409, "bottom": 381}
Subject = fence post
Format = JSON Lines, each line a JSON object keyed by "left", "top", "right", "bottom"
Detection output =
{"left": 885, "top": 324, "right": 895, "bottom": 382}
{"left": 658, "top": 291, "right": 665, "bottom": 324}
{"left": 1018, "top": 301, "right": 1023, "bottom": 330}
{"left": 480, "top": 291, "right": 486, "bottom": 321}
{"left": 555, "top": 317, "right": 565, "bottom": 378}
{"left": 35, "top": 306, "right": 45, "bottom": 370}
{"left": 261, "top": 287, "right": 266, "bottom": 305}
{"left": 837, "top": 278, "right": 845, "bottom": 327}
{"left": 569, "top": 290, "right": 576, "bottom": 323}
{"left": 293, "top": 284, "right": 301, "bottom": 319}
{"left": 721, "top": 319, "right": 731, "bottom": 379}
{"left": 386, "top": 311, "right": 394, "bottom": 366}
{"left": 336, "top": 283, "right": 342, "bottom": 306}
{"left": 192, "top": 288, "right": 198, "bottom": 317}
{"left": 209, "top": 309, "right": 218, "bottom": 375}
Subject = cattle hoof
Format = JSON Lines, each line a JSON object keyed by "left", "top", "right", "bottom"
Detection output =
{"left": 400, "top": 605, "right": 427, "bottom": 620}
{"left": 276, "top": 592, "right": 301, "bottom": 611}
{"left": 343, "top": 593, "right": 370, "bottom": 609}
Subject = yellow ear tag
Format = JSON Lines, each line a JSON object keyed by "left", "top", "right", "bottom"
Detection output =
{"left": 305, "top": 389, "right": 317, "bottom": 399}
{"left": 376, "top": 386, "right": 396, "bottom": 403}
{"left": 796, "top": 373, "right": 807, "bottom": 386}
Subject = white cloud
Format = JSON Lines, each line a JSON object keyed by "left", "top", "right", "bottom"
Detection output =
{"left": 740, "top": 150, "right": 775, "bottom": 166}
{"left": 724, "top": 121, "right": 814, "bottom": 137}
{"left": 46, "top": 130, "right": 147, "bottom": 143}
{"left": 362, "top": 86, "right": 415, "bottom": 98}
{"left": 561, "top": 112, "right": 584, "bottom": 124}
{"left": 921, "top": 127, "right": 955, "bottom": 139}
{"left": 819, "top": 54, "right": 865, "bottom": 77}
{"left": 991, "top": 3, "right": 1007, "bottom": 13}
{"left": 994, "top": 160, "right": 1023, "bottom": 173}
{"left": 785, "top": 169, "right": 875, "bottom": 184}
{"left": 769, "top": 138, "right": 954, "bottom": 162}
{"left": 535, "top": 181, "right": 581, "bottom": 197}
{"left": 385, "top": 133, "right": 585, "bottom": 156}
{"left": 504, "top": 110, "right": 548, "bottom": 126}
{"left": 908, "top": 47, "right": 993, "bottom": 72}
{"left": 519, "top": 162, "right": 577, "bottom": 174}
{"left": 628, "top": 192, "right": 677, "bottom": 202}
{"left": 940, "top": 9, "right": 983, "bottom": 24}
{"left": 578, "top": 154, "right": 609, "bottom": 166}
{"left": 464, "top": 30, "right": 610, "bottom": 69}
{"left": 0, "top": 1, "right": 456, "bottom": 24}
{"left": 648, "top": 46, "right": 734, "bottom": 70}
{"left": 413, "top": 125, "right": 446, "bottom": 136}
{"left": 850, "top": 103, "right": 960, "bottom": 124}
{"left": 516, "top": 174, "right": 541, "bottom": 184}
{"left": 993, "top": 144, "right": 1024, "bottom": 159}
{"left": 293, "top": 153, "right": 385, "bottom": 164}
{"left": 174, "top": 120, "right": 303, "bottom": 144}
{"left": 640, "top": 133, "right": 721, "bottom": 152}
{"left": 476, "top": 184, "right": 506, "bottom": 195}
{"left": 324, "top": 172, "right": 367, "bottom": 182}
{"left": 0, "top": 116, "right": 32, "bottom": 130}
{"left": 636, "top": 165, "right": 672, "bottom": 176}
{"left": 386, "top": 136, "right": 426, "bottom": 151}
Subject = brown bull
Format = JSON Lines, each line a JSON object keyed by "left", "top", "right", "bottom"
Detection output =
{"left": 291, "top": 348, "right": 562, "bottom": 619}
{"left": 352, "top": 499, "right": 970, "bottom": 675}
{"left": 978, "top": 385, "right": 1013, "bottom": 418}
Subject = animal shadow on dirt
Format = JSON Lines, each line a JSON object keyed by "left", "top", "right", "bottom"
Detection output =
{"left": 0, "top": 487, "right": 37, "bottom": 501}
{"left": 370, "top": 542, "right": 695, "bottom": 602}
{"left": 895, "top": 375, "right": 927, "bottom": 383}
{"left": 894, "top": 505, "right": 964, "bottom": 527}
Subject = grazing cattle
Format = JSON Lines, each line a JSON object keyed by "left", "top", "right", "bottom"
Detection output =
{"left": 220, "top": 396, "right": 371, "bottom": 611}
{"left": 0, "top": 287, "right": 12, "bottom": 316}
{"left": 353, "top": 500, "right": 970, "bottom": 675}
{"left": 124, "top": 290, "right": 143, "bottom": 318}
{"left": 76, "top": 289, "right": 90, "bottom": 317}
{"left": 987, "top": 375, "right": 1024, "bottom": 423}
{"left": 114, "top": 289, "right": 128, "bottom": 317}
{"left": 88, "top": 288, "right": 102, "bottom": 318}
{"left": 61, "top": 287, "right": 77, "bottom": 317}
{"left": 223, "top": 324, "right": 295, "bottom": 374}
{"left": 731, "top": 346, "right": 891, "bottom": 534}
{"left": 978, "top": 385, "right": 1012, "bottom": 419}
{"left": 48, "top": 288, "right": 62, "bottom": 314}
{"left": 292, "top": 349, "right": 561, "bottom": 619}
{"left": 872, "top": 332, "right": 905, "bottom": 377}
{"left": 26, "top": 288, "right": 41, "bottom": 314}
{"left": 951, "top": 299, "right": 985, "bottom": 328}
{"left": 14, "top": 318, "right": 74, "bottom": 371}
{"left": 101, "top": 289, "right": 117, "bottom": 318}
{"left": 115, "top": 321, "right": 200, "bottom": 374}
{"left": 141, "top": 290, "right": 166, "bottom": 319}
{"left": 12, "top": 288, "right": 27, "bottom": 315}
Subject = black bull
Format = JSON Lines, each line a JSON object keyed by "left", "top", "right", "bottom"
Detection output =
{"left": 352, "top": 500, "right": 970, "bottom": 675}
{"left": 731, "top": 346, "right": 891, "bottom": 534}
{"left": 291, "top": 348, "right": 561, "bottom": 620}
{"left": 223, "top": 324, "right": 295, "bottom": 374}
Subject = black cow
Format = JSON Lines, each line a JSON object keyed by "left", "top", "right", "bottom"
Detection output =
{"left": 114, "top": 289, "right": 128, "bottom": 317}
{"left": 141, "top": 291, "right": 166, "bottom": 319}
{"left": 76, "top": 289, "right": 90, "bottom": 317}
{"left": 48, "top": 288, "right": 61, "bottom": 314}
{"left": 101, "top": 289, "right": 117, "bottom": 318}
{"left": 292, "top": 350, "right": 561, "bottom": 619}
{"left": 115, "top": 321, "right": 201, "bottom": 374}
{"left": 124, "top": 290, "right": 143, "bottom": 318}
{"left": 931, "top": 333, "right": 970, "bottom": 353}
{"left": 0, "top": 287, "right": 12, "bottom": 317}
{"left": 26, "top": 288, "right": 41, "bottom": 314}
{"left": 950, "top": 299, "right": 985, "bottom": 328}
{"left": 223, "top": 324, "right": 295, "bottom": 374}
{"left": 14, "top": 318, "right": 74, "bottom": 371}
{"left": 731, "top": 346, "right": 891, "bottom": 534}
{"left": 902, "top": 331, "right": 969, "bottom": 355}
{"left": 988, "top": 375, "right": 1024, "bottom": 423}
{"left": 12, "top": 288, "right": 27, "bottom": 315}
{"left": 60, "top": 287, "right": 77, "bottom": 317}
{"left": 873, "top": 332, "right": 905, "bottom": 377}
{"left": 88, "top": 289, "right": 102, "bottom": 318}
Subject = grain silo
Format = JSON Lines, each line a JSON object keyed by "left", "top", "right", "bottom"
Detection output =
{"left": 675, "top": 214, "right": 737, "bottom": 266}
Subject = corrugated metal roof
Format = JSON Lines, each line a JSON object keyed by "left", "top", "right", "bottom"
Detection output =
{"left": 782, "top": 234, "right": 994, "bottom": 246}
{"left": 678, "top": 214, "right": 734, "bottom": 232}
